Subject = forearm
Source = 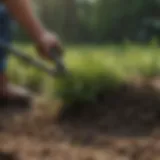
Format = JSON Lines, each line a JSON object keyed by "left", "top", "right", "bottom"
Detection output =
{"left": 3, "top": 0, "right": 45, "bottom": 42}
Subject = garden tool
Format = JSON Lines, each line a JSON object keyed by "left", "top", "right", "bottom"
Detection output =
{"left": 0, "top": 40, "right": 68, "bottom": 77}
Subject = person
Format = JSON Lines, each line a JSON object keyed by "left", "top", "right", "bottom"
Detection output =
{"left": 0, "top": 0, "right": 63, "bottom": 105}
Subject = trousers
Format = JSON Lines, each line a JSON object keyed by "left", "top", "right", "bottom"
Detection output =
{"left": 0, "top": 5, "right": 12, "bottom": 73}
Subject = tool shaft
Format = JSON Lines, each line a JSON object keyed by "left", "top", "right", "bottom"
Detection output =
{"left": 0, "top": 40, "right": 65, "bottom": 76}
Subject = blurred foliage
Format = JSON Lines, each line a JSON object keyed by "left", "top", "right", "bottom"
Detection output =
{"left": 12, "top": 0, "right": 160, "bottom": 44}
{"left": 7, "top": 44, "right": 160, "bottom": 104}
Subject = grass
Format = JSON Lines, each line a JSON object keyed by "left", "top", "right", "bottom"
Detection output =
{"left": 7, "top": 43, "right": 160, "bottom": 103}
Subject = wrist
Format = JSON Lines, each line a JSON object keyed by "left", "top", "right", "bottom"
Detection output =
{"left": 28, "top": 24, "right": 46, "bottom": 43}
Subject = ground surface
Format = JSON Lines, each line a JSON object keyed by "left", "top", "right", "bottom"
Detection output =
{"left": 0, "top": 77, "right": 160, "bottom": 160}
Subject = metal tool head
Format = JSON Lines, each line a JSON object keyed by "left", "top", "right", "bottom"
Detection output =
{"left": 49, "top": 48, "right": 68, "bottom": 77}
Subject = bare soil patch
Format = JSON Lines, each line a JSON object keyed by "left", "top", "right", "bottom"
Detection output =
{"left": 0, "top": 77, "right": 160, "bottom": 160}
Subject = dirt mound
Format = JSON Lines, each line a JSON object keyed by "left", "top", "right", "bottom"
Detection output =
{"left": 58, "top": 77, "right": 160, "bottom": 137}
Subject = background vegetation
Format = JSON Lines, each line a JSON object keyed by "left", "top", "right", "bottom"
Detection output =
{"left": 13, "top": 0, "right": 160, "bottom": 44}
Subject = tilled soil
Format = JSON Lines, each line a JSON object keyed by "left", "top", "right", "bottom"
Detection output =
{"left": 0, "top": 77, "right": 160, "bottom": 160}
{"left": 0, "top": 112, "right": 160, "bottom": 160}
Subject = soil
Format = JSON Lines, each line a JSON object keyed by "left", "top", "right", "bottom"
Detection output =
{"left": 0, "top": 77, "right": 160, "bottom": 160}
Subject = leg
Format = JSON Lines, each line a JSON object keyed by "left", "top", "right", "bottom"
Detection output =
{"left": 0, "top": 5, "right": 11, "bottom": 97}
{"left": 0, "top": 5, "right": 32, "bottom": 106}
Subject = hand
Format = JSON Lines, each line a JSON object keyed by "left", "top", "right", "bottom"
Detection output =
{"left": 35, "top": 31, "right": 63, "bottom": 60}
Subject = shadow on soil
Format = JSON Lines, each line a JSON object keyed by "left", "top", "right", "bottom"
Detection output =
{"left": 57, "top": 78, "right": 160, "bottom": 146}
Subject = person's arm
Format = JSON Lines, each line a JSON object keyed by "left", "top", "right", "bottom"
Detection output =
{"left": 3, "top": 0, "right": 45, "bottom": 43}
{"left": 3, "top": 0, "right": 63, "bottom": 59}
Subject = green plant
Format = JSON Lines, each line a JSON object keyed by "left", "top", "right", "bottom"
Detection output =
{"left": 7, "top": 44, "right": 160, "bottom": 104}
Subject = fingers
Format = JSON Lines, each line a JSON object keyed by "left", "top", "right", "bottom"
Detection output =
{"left": 35, "top": 31, "right": 64, "bottom": 61}
{"left": 52, "top": 32, "right": 64, "bottom": 55}
{"left": 51, "top": 42, "right": 64, "bottom": 57}
{"left": 36, "top": 44, "right": 49, "bottom": 60}
{"left": 36, "top": 41, "right": 63, "bottom": 61}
